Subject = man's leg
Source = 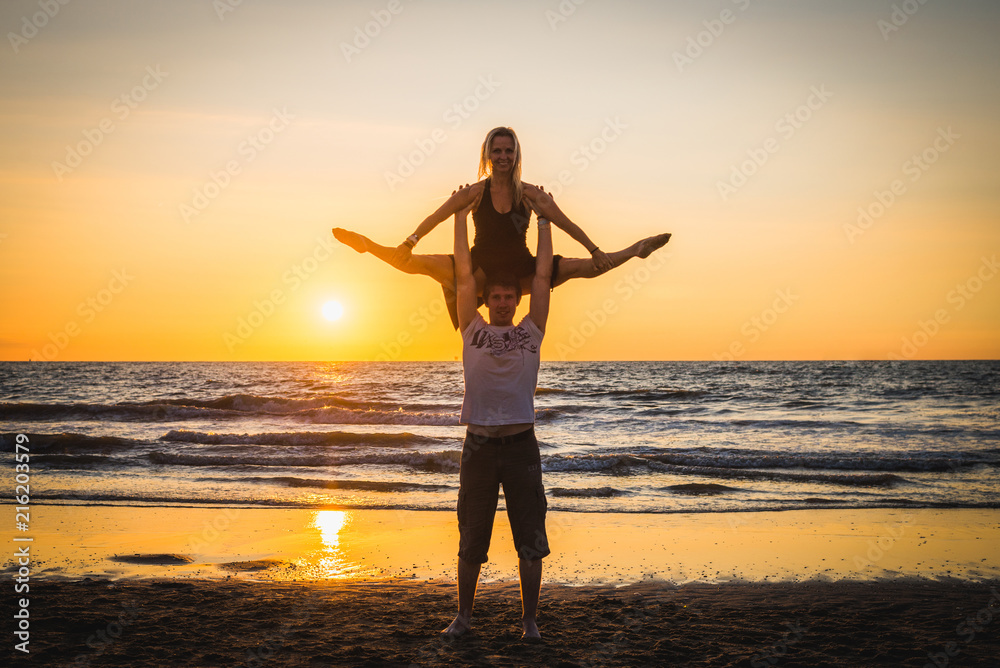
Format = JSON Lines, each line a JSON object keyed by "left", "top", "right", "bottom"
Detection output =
{"left": 444, "top": 433, "right": 499, "bottom": 636}
{"left": 332, "top": 228, "right": 455, "bottom": 285}
{"left": 500, "top": 430, "right": 550, "bottom": 639}
{"left": 444, "top": 557, "right": 482, "bottom": 637}
{"left": 552, "top": 232, "right": 671, "bottom": 286}
{"left": 519, "top": 557, "right": 542, "bottom": 639}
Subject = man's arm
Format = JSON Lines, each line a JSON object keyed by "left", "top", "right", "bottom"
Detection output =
{"left": 391, "top": 183, "right": 484, "bottom": 266}
{"left": 528, "top": 216, "right": 553, "bottom": 333}
{"left": 454, "top": 203, "right": 478, "bottom": 334}
{"left": 522, "top": 184, "right": 613, "bottom": 273}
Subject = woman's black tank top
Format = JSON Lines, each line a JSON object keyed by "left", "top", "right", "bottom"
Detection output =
{"left": 472, "top": 178, "right": 530, "bottom": 252}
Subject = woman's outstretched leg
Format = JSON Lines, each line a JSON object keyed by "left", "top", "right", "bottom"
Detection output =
{"left": 552, "top": 232, "right": 671, "bottom": 286}
{"left": 333, "top": 228, "right": 454, "bottom": 286}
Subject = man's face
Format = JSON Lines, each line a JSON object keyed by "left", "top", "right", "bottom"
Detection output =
{"left": 485, "top": 285, "right": 518, "bottom": 326}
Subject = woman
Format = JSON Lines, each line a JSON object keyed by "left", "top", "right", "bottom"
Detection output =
{"left": 333, "top": 126, "right": 671, "bottom": 326}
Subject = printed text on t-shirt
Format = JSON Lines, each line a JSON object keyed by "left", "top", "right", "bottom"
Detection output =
{"left": 470, "top": 326, "right": 538, "bottom": 356}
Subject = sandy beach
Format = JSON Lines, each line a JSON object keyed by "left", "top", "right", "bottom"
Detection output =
{"left": 16, "top": 578, "right": 1000, "bottom": 667}
{"left": 6, "top": 505, "right": 1000, "bottom": 666}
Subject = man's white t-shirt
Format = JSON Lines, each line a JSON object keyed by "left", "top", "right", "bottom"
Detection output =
{"left": 460, "top": 312, "right": 543, "bottom": 426}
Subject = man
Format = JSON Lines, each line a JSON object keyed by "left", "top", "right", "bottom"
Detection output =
{"left": 443, "top": 198, "right": 552, "bottom": 641}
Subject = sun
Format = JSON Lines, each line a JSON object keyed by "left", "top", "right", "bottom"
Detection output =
{"left": 321, "top": 300, "right": 344, "bottom": 322}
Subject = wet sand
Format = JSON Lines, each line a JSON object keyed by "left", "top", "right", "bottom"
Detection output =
{"left": 12, "top": 506, "right": 1000, "bottom": 583}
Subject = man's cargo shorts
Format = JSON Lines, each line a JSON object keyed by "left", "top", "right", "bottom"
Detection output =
{"left": 457, "top": 427, "right": 550, "bottom": 563}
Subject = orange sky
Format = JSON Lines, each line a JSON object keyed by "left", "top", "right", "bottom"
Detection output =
{"left": 1, "top": 0, "right": 998, "bottom": 361}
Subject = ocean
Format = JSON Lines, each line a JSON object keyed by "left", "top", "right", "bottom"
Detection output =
{"left": 2, "top": 361, "right": 998, "bottom": 515}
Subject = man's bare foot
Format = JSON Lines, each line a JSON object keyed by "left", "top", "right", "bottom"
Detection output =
{"left": 637, "top": 232, "right": 672, "bottom": 259}
{"left": 332, "top": 227, "right": 369, "bottom": 254}
{"left": 521, "top": 618, "right": 541, "bottom": 641}
{"left": 442, "top": 613, "right": 472, "bottom": 638}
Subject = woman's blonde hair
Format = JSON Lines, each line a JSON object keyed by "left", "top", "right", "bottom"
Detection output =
{"left": 478, "top": 126, "right": 523, "bottom": 208}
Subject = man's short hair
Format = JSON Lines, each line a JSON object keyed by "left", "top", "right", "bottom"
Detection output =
{"left": 482, "top": 271, "right": 522, "bottom": 304}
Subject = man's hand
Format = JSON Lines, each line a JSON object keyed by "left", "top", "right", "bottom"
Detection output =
{"left": 523, "top": 185, "right": 552, "bottom": 214}
{"left": 592, "top": 248, "right": 613, "bottom": 273}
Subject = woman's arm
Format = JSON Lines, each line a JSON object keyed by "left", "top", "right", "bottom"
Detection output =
{"left": 391, "top": 183, "right": 484, "bottom": 267}
{"left": 522, "top": 184, "right": 613, "bottom": 272}
{"left": 454, "top": 203, "right": 478, "bottom": 334}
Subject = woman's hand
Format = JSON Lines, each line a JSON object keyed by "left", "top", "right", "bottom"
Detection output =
{"left": 591, "top": 248, "right": 613, "bottom": 273}
{"left": 390, "top": 243, "right": 412, "bottom": 268}
{"left": 392, "top": 184, "right": 477, "bottom": 268}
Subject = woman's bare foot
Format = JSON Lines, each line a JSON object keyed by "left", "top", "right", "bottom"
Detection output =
{"left": 636, "top": 232, "right": 672, "bottom": 259}
{"left": 521, "top": 618, "right": 541, "bottom": 641}
{"left": 442, "top": 613, "right": 472, "bottom": 638}
{"left": 332, "top": 227, "right": 370, "bottom": 254}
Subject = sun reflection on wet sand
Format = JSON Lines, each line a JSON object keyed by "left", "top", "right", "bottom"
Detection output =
{"left": 297, "top": 510, "right": 379, "bottom": 579}
{"left": 20, "top": 506, "right": 1000, "bottom": 583}
{"left": 315, "top": 509, "right": 347, "bottom": 546}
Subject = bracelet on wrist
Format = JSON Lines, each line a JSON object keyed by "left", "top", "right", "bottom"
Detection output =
{"left": 403, "top": 234, "right": 419, "bottom": 249}
{"left": 588, "top": 246, "right": 600, "bottom": 255}
{"left": 537, "top": 218, "right": 550, "bottom": 227}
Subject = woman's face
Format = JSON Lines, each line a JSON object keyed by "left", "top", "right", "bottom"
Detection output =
{"left": 489, "top": 135, "right": 516, "bottom": 176}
